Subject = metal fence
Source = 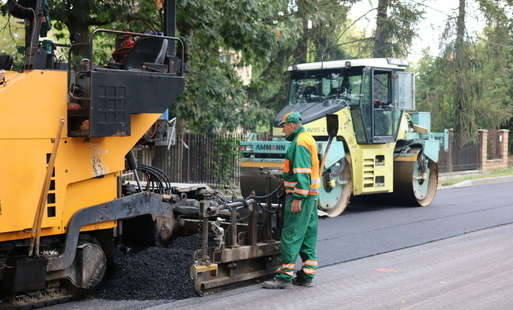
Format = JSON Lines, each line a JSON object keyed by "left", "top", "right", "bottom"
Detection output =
{"left": 437, "top": 130, "right": 508, "bottom": 172}
{"left": 134, "top": 133, "right": 246, "bottom": 189}
{"left": 487, "top": 130, "right": 503, "bottom": 160}
{"left": 438, "top": 141, "right": 480, "bottom": 172}
{"left": 132, "top": 131, "right": 503, "bottom": 188}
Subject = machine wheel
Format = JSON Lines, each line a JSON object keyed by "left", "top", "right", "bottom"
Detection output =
{"left": 72, "top": 241, "right": 107, "bottom": 290}
{"left": 318, "top": 157, "right": 352, "bottom": 217}
{"left": 66, "top": 234, "right": 108, "bottom": 290}
{"left": 393, "top": 149, "right": 438, "bottom": 206}
{"left": 0, "top": 235, "right": 106, "bottom": 309}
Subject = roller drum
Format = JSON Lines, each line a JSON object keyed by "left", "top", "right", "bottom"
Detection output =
{"left": 393, "top": 150, "right": 438, "bottom": 206}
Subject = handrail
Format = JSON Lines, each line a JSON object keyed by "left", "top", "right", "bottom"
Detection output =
{"left": 67, "top": 43, "right": 91, "bottom": 102}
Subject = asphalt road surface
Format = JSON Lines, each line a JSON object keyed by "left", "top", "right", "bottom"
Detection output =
{"left": 46, "top": 180, "right": 513, "bottom": 310}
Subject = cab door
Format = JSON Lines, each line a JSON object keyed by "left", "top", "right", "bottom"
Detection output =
{"left": 349, "top": 67, "right": 410, "bottom": 145}
{"left": 371, "top": 69, "right": 396, "bottom": 143}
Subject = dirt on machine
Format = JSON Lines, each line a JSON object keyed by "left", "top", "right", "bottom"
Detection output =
{"left": 239, "top": 58, "right": 449, "bottom": 217}
{"left": 0, "top": 1, "right": 285, "bottom": 308}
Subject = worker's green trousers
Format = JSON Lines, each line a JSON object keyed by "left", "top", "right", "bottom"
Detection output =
{"left": 276, "top": 195, "right": 318, "bottom": 283}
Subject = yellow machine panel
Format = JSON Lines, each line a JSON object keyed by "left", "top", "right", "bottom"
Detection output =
{"left": 0, "top": 70, "right": 68, "bottom": 139}
{"left": 0, "top": 69, "right": 163, "bottom": 242}
{"left": 350, "top": 145, "right": 394, "bottom": 195}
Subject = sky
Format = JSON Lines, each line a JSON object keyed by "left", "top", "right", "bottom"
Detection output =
{"left": 348, "top": 0, "right": 485, "bottom": 63}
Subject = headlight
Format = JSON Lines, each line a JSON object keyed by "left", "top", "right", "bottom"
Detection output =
{"left": 239, "top": 145, "right": 253, "bottom": 152}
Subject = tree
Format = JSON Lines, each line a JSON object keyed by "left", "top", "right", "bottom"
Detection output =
{"left": 372, "top": 0, "right": 424, "bottom": 58}
{"left": 0, "top": 12, "right": 25, "bottom": 67}
{"left": 1, "top": 0, "right": 145, "bottom": 61}
{"left": 170, "top": 0, "right": 295, "bottom": 133}
{"left": 336, "top": 0, "right": 425, "bottom": 59}
{"left": 248, "top": 0, "right": 355, "bottom": 116}
{"left": 416, "top": 0, "right": 513, "bottom": 149}
{"left": 49, "top": 0, "right": 139, "bottom": 44}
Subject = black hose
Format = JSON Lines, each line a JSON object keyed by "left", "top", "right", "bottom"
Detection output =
{"left": 244, "top": 183, "right": 284, "bottom": 200}
{"left": 241, "top": 182, "right": 284, "bottom": 214}
{"left": 136, "top": 164, "right": 172, "bottom": 194}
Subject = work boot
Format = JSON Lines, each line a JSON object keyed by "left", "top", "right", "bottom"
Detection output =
{"left": 261, "top": 278, "right": 292, "bottom": 289}
{"left": 292, "top": 276, "right": 313, "bottom": 287}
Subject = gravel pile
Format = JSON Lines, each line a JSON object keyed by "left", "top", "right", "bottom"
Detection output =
{"left": 91, "top": 234, "right": 206, "bottom": 301}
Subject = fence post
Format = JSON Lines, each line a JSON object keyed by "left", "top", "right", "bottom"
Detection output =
{"left": 478, "top": 129, "right": 488, "bottom": 171}
{"left": 499, "top": 129, "right": 509, "bottom": 167}
{"left": 177, "top": 133, "right": 185, "bottom": 182}
{"left": 448, "top": 129, "right": 454, "bottom": 172}
{"left": 186, "top": 133, "right": 191, "bottom": 182}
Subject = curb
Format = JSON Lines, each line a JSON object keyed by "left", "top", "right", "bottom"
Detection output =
{"left": 439, "top": 175, "right": 513, "bottom": 190}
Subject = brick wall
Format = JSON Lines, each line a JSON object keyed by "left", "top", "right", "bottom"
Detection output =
{"left": 478, "top": 129, "right": 510, "bottom": 171}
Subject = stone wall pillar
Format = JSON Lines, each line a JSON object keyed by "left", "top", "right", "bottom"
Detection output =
{"left": 498, "top": 129, "right": 509, "bottom": 165}
{"left": 447, "top": 129, "right": 454, "bottom": 172}
{"left": 479, "top": 129, "right": 509, "bottom": 171}
{"left": 478, "top": 129, "right": 488, "bottom": 170}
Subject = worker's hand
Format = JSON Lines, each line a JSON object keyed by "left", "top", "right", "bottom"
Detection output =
{"left": 291, "top": 199, "right": 302, "bottom": 213}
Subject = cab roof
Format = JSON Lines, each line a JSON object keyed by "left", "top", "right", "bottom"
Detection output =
{"left": 287, "top": 58, "right": 409, "bottom": 71}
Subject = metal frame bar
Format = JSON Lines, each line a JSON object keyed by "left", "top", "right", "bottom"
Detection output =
{"left": 47, "top": 192, "right": 170, "bottom": 271}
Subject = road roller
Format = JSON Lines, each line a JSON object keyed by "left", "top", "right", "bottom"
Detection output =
{"left": 240, "top": 58, "right": 449, "bottom": 217}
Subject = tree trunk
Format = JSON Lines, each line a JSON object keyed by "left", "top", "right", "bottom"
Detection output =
{"left": 453, "top": 0, "right": 466, "bottom": 152}
{"left": 293, "top": 0, "right": 310, "bottom": 64}
{"left": 66, "top": 20, "right": 91, "bottom": 58}
{"left": 373, "top": 0, "right": 389, "bottom": 58}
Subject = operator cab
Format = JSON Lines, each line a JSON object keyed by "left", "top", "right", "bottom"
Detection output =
{"left": 276, "top": 58, "right": 415, "bottom": 144}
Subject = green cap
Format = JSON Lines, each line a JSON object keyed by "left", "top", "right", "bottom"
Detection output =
{"left": 278, "top": 111, "right": 302, "bottom": 126}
